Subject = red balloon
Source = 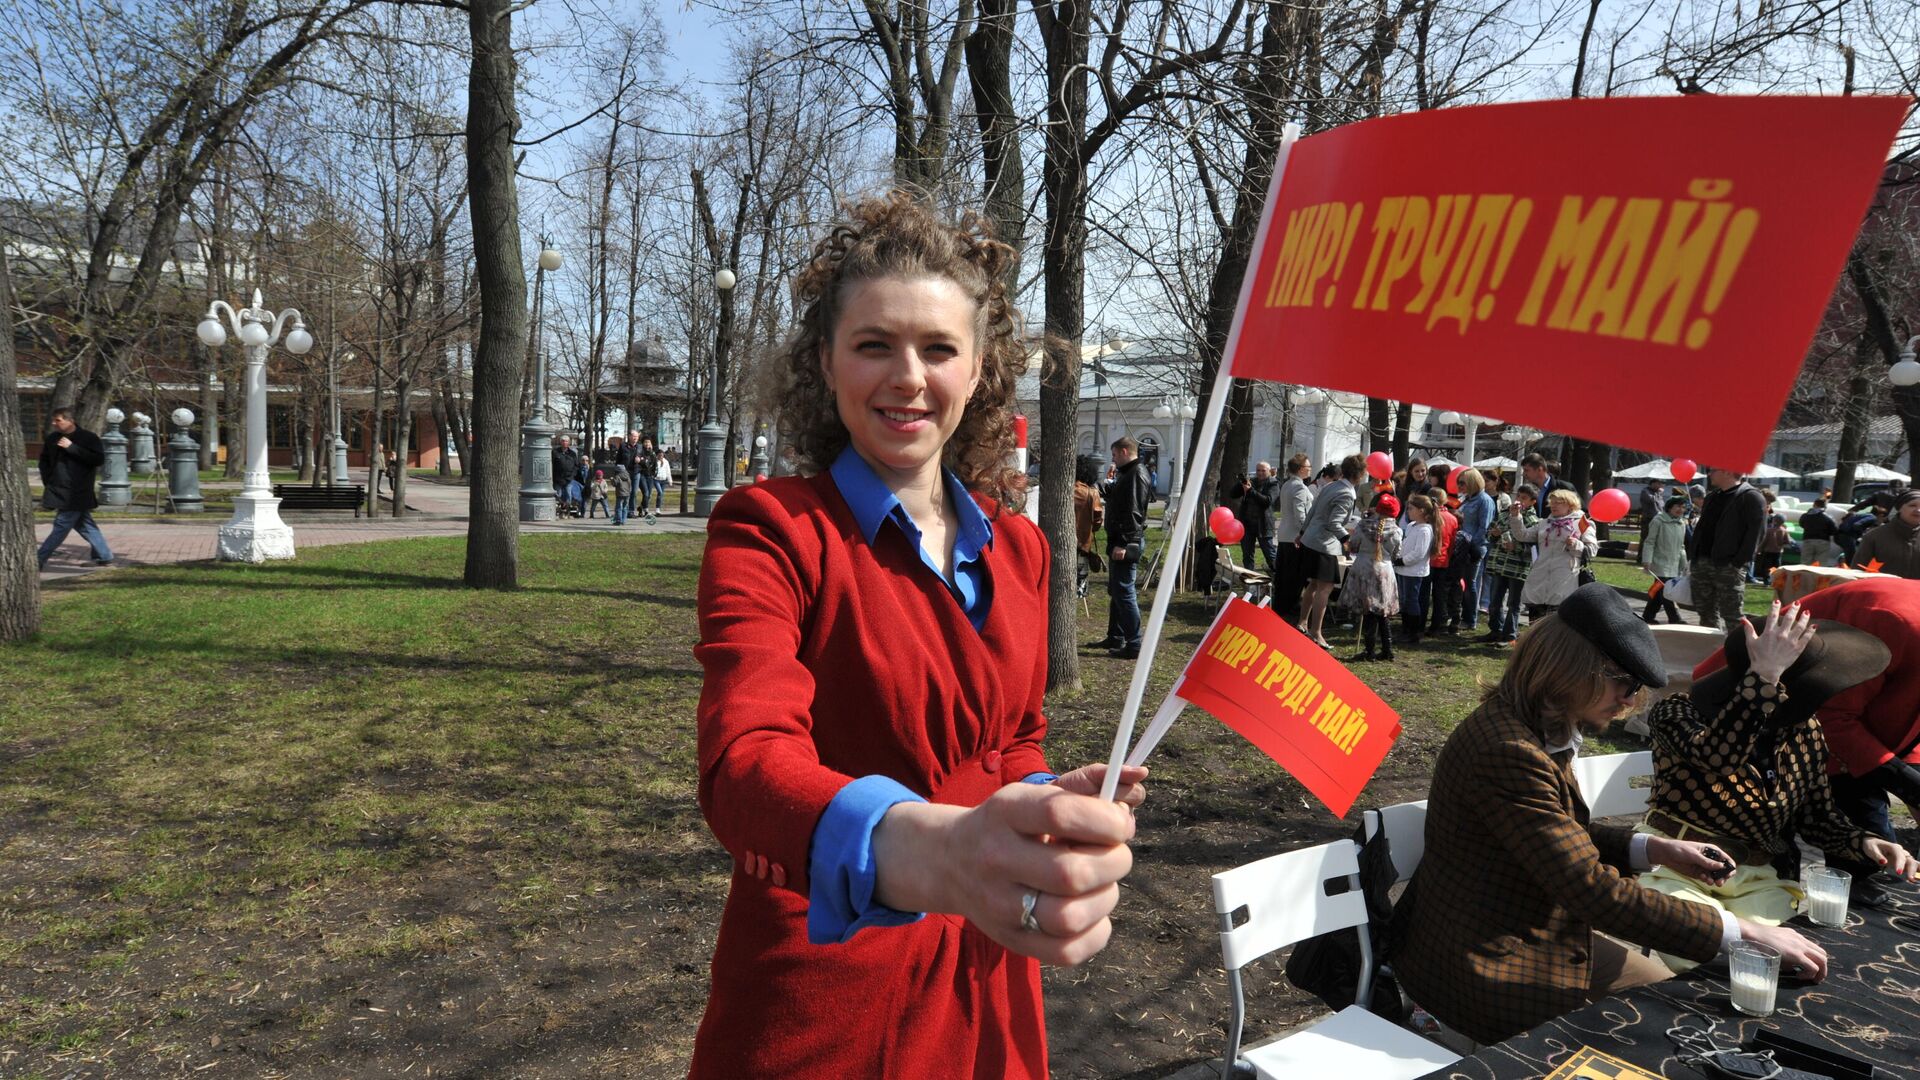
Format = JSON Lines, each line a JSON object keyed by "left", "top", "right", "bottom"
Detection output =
{"left": 1366, "top": 451, "right": 1394, "bottom": 481}
{"left": 754, "top": 473, "right": 768, "bottom": 483}
{"left": 1217, "top": 519, "right": 1246, "bottom": 545}
{"left": 1590, "top": 487, "right": 1631, "bottom": 523}
{"left": 1671, "top": 458, "right": 1697, "bottom": 484}
{"left": 1209, "top": 506, "right": 1236, "bottom": 534}
{"left": 1446, "top": 469, "right": 1461, "bottom": 495}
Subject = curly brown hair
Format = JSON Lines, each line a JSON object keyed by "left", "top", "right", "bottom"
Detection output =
{"left": 772, "top": 191, "right": 1028, "bottom": 511}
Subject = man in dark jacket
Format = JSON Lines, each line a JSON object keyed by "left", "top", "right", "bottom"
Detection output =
{"left": 1097, "top": 437, "right": 1151, "bottom": 660}
{"left": 1239, "top": 461, "right": 1280, "bottom": 574}
{"left": 1685, "top": 466, "right": 1766, "bottom": 628}
{"left": 36, "top": 407, "right": 114, "bottom": 569}
{"left": 551, "top": 436, "right": 581, "bottom": 508}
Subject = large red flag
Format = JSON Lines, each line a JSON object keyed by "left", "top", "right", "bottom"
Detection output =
{"left": 1176, "top": 598, "right": 1401, "bottom": 817}
{"left": 1229, "top": 96, "right": 1906, "bottom": 468}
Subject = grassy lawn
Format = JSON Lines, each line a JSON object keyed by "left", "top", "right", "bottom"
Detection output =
{"left": 1586, "top": 555, "right": 1776, "bottom": 617}
{"left": 0, "top": 533, "right": 1535, "bottom": 1077}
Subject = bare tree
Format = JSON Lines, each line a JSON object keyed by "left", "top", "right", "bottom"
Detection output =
{"left": 463, "top": 0, "right": 528, "bottom": 589}
{"left": 0, "top": 245, "right": 39, "bottom": 641}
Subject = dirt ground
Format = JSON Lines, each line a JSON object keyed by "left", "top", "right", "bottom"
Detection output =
{"left": 1, "top": 539, "right": 1516, "bottom": 1079}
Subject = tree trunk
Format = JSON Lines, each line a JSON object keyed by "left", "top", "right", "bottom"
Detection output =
{"left": 0, "top": 246, "right": 41, "bottom": 641}
{"left": 222, "top": 364, "right": 242, "bottom": 477}
{"left": 965, "top": 0, "right": 1025, "bottom": 280}
{"left": 1833, "top": 334, "right": 1876, "bottom": 503}
{"left": 368, "top": 363, "right": 386, "bottom": 517}
{"left": 392, "top": 377, "right": 411, "bottom": 517}
{"left": 1366, "top": 397, "right": 1391, "bottom": 454}
{"left": 1037, "top": 0, "right": 1092, "bottom": 694}
{"left": 1391, "top": 401, "right": 1412, "bottom": 466}
{"left": 463, "top": 0, "right": 527, "bottom": 588}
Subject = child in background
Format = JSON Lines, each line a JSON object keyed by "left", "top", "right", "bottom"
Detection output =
{"left": 1341, "top": 492, "right": 1404, "bottom": 661}
{"left": 1479, "top": 484, "right": 1538, "bottom": 646}
{"left": 588, "top": 469, "right": 611, "bottom": 518}
{"left": 1394, "top": 494, "right": 1436, "bottom": 647}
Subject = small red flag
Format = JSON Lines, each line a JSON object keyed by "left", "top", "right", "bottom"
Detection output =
{"left": 1176, "top": 598, "right": 1401, "bottom": 817}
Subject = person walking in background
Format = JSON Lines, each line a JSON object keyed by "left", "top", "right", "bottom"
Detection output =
{"left": 1513, "top": 488, "right": 1597, "bottom": 618}
{"left": 1394, "top": 494, "right": 1436, "bottom": 646}
{"left": 1638, "top": 480, "right": 1662, "bottom": 546}
{"left": 1754, "top": 501, "right": 1790, "bottom": 583}
{"left": 1798, "top": 497, "right": 1837, "bottom": 566}
{"left": 1687, "top": 466, "right": 1766, "bottom": 628}
{"left": 1100, "top": 436, "right": 1150, "bottom": 660}
{"left": 1239, "top": 460, "right": 1279, "bottom": 575}
{"left": 1641, "top": 495, "right": 1691, "bottom": 624}
{"left": 1272, "top": 454, "right": 1313, "bottom": 625}
{"left": 1454, "top": 468, "right": 1495, "bottom": 632}
{"left": 1299, "top": 454, "right": 1365, "bottom": 649}
{"left": 552, "top": 435, "right": 581, "bottom": 511}
{"left": 1479, "top": 483, "right": 1538, "bottom": 646}
{"left": 1072, "top": 455, "right": 1104, "bottom": 600}
{"left": 1342, "top": 492, "right": 1403, "bottom": 661}
{"left": 652, "top": 451, "right": 672, "bottom": 522}
{"left": 35, "top": 406, "right": 113, "bottom": 569}
{"left": 1853, "top": 488, "right": 1920, "bottom": 579}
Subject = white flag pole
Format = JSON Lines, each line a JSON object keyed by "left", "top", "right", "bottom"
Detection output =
{"left": 1099, "top": 122, "right": 1304, "bottom": 802}
{"left": 1124, "top": 596, "right": 1240, "bottom": 768}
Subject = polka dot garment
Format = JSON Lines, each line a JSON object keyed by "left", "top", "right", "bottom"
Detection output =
{"left": 1648, "top": 672, "right": 1876, "bottom": 865}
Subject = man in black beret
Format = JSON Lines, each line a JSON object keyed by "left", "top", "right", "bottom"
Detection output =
{"left": 1392, "top": 583, "right": 1829, "bottom": 1043}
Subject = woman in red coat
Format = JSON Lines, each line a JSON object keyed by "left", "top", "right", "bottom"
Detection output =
{"left": 691, "top": 193, "right": 1149, "bottom": 1078}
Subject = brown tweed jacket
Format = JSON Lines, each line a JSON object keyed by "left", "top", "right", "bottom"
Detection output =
{"left": 1390, "top": 696, "right": 1725, "bottom": 1044}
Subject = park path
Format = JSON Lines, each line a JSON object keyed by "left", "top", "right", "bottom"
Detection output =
{"left": 35, "top": 478, "right": 709, "bottom": 582}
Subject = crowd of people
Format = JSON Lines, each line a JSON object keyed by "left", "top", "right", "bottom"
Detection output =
{"left": 548, "top": 431, "right": 673, "bottom": 523}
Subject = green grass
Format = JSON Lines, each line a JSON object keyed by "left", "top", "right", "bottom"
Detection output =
{"left": 1586, "top": 555, "right": 1775, "bottom": 616}
{"left": 0, "top": 534, "right": 716, "bottom": 1068}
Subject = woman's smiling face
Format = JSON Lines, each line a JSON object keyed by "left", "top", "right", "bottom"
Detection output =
{"left": 820, "top": 276, "right": 982, "bottom": 485}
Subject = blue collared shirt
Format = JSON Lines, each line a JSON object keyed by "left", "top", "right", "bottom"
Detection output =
{"left": 805, "top": 448, "right": 1050, "bottom": 944}
{"left": 827, "top": 446, "right": 994, "bottom": 629}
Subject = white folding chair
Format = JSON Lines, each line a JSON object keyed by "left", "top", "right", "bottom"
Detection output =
{"left": 1363, "top": 801, "right": 1430, "bottom": 885}
{"left": 1211, "top": 840, "right": 1459, "bottom": 1079}
{"left": 1574, "top": 750, "right": 1654, "bottom": 819}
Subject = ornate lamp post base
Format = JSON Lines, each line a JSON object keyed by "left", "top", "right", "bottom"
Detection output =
{"left": 694, "top": 417, "right": 729, "bottom": 516}
{"left": 217, "top": 493, "right": 296, "bottom": 562}
{"left": 519, "top": 416, "right": 558, "bottom": 522}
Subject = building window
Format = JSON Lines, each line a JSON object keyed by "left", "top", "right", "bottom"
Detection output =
{"left": 269, "top": 405, "right": 295, "bottom": 449}
{"left": 18, "top": 395, "right": 50, "bottom": 438}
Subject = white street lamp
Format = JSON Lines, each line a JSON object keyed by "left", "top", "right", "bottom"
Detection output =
{"left": 1891, "top": 336, "right": 1920, "bottom": 388}
{"left": 697, "top": 268, "right": 737, "bottom": 515}
{"left": 521, "top": 243, "right": 563, "bottom": 521}
{"left": 199, "top": 287, "right": 311, "bottom": 562}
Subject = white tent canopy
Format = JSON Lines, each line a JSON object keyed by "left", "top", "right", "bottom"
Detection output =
{"left": 1419, "top": 456, "right": 1462, "bottom": 470}
{"left": 1744, "top": 462, "right": 1801, "bottom": 480}
{"left": 1473, "top": 455, "right": 1519, "bottom": 470}
{"left": 1613, "top": 460, "right": 1674, "bottom": 481}
{"left": 1804, "top": 463, "right": 1910, "bottom": 482}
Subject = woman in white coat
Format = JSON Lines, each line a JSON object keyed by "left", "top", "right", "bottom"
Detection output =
{"left": 1510, "top": 488, "right": 1598, "bottom": 618}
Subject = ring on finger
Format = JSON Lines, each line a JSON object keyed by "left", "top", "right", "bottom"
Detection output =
{"left": 1021, "top": 889, "right": 1043, "bottom": 934}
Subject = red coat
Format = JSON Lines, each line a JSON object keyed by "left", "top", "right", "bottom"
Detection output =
{"left": 1430, "top": 508, "right": 1459, "bottom": 569}
{"left": 1692, "top": 577, "right": 1920, "bottom": 776}
{"left": 690, "top": 474, "right": 1054, "bottom": 1078}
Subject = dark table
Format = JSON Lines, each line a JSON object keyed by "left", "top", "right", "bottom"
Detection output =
{"left": 1424, "top": 879, "right": 1920, "bottom": 1078}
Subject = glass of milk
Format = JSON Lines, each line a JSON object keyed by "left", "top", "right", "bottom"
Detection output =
{"left": 1729, "top": 941, "right": 1781, "bottom": 1017}
{"left": 1803, "top": 867, "right": 1851, "bottom": 928}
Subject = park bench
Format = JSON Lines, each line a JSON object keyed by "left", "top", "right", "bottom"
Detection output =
{"left": 272, "top": 484, "right": 366, "bottom": 517}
